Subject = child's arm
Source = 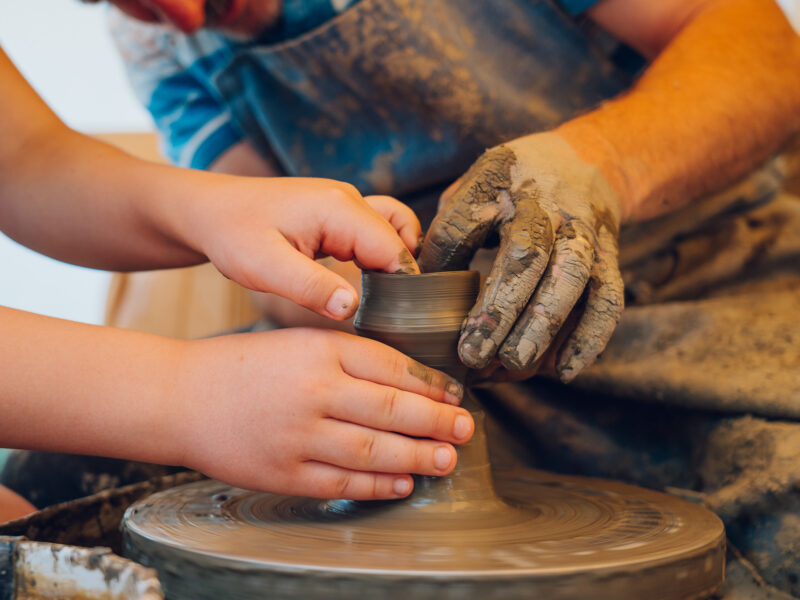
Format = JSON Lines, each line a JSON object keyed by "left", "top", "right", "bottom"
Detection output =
{"left": 0, "top": 305, "right": 473, "bottom": 499}
{"left": 0, "top": 46, "right": 475, "bottom": 500}
{"left": 0, "top": 47, "right": 418, "bottom": 322}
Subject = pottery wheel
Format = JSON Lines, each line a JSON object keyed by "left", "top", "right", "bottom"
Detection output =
{"left": 123, "top": 467, "right": 724, "bottom": 600}
{"left": 123, "top": 272, "right": 725, "bottom": 599}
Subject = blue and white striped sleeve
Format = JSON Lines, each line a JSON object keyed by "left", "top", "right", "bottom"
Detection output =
{"left": 109, "top": 11, "right": 242, "bottom": 170}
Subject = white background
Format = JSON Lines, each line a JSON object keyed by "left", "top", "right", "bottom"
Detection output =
{"left": 0, "top": 1, "right": 151, "bottom": 326}
{"left": 1, "top": 1, "right": 799, "bottom": 326}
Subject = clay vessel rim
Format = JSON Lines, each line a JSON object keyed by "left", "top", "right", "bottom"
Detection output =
{"left": 364, "top": 271, "right": 478, "bottom": 279}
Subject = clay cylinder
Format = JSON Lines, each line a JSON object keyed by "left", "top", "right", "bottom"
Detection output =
{"left": 354, "top": 271, "right": 479, "bottom": 381}
{"left": 354, "top": 271, "right": 502, "bottom": 509}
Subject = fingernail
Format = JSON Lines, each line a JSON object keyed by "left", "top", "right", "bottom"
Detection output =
{"left": 458, "top": 331, "right": 495, "bottom": 369}
{"left": 445, "top": 381, "right": 463, "bottom": 404}
{"left": 393, "top": 478, "right": 411, "bottom": 497}
{"left": 454, "top": 414, "right": 472, "bottom": 441}
{"left": 558, "top": 363, "right": 578, "bottom": 383}
{"left": 434, "top": 446, "right": 453, "bottom": 471}
{"left": 326, "top": 288, "right": 356, "bottom": 318}
{"left": 498, "top": 345, "right": 526, "bottom": 371}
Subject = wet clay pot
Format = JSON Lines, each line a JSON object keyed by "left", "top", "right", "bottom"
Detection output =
{"left": 122, "top": 271, "right": 725, "bottom": 600}
{"left": 354, "top": 270, "right": 480, "bottom": 380}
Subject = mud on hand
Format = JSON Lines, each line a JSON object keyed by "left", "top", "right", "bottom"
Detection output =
{"left": 419, "top": 132, "right": 624, "bottom": 382}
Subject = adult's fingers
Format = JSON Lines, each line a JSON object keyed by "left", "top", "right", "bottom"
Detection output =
{"left": 326, "top": 378, "right": 473, "bottom": 444}
{"left": 419, "top": 147, "right": 517, "bottom": 272}
{"left": 498, "top": 219, "right": 595, "bottom": 370}
{"left": 309, "top": 420, "right": 458, "bottom": 476}
{"left": 556, "top": 227, "right": 624, "bottom": 382}
{"left": 110, "top": 0, "right": 160, "bottom": 22}
{"left": 142, "top": 0, "right": 205, "bottom": 32}
{"left": 364, "top": 195, "right": 422, "bottom": 255}
{"left": 294, "top": 461, "right": 413, "bottom": 500}
{"left": 457, "top": 191, "right": 554, "bottom": 369}
{"left": 335, "top": 334, "right": 465, "bottom": 405}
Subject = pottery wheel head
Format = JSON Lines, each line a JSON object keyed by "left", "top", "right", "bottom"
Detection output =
{"left": 123, "top": 472, "right": 724, "bottom": 599}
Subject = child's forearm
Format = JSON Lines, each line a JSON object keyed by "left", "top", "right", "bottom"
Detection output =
{"left": 1, "top": 126, "right": 214, "bottom": 271}
{"left": 0, "top": 305, "right": 188, "bottom": 465}
{"left": 558, "top": 0, "right": 800, "bottom": 221}
{"left": 0, "top": 46, "right": 212, "bottom": 271}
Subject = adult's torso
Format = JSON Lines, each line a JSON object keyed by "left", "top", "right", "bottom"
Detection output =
{"left": 166, "top": 0, "right": 640, "bottom": 198}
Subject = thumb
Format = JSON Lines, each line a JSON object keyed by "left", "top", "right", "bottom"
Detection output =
{"left": 252, "top": 236, "right": 361, "bottom": 321}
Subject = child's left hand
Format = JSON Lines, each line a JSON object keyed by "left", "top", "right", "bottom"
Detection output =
{"left": 156, "top": 175, "right": 421, "bottom": 321}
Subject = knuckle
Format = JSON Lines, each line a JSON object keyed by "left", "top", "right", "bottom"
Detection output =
{"left": 413, "top": 442, "right": 429, "bottom": 472}
{"left": 297, "top": 328, "right": 331, "bottom": 360}
{"left": 340, "top": 181, "right": 361, "bottom": 198}
{"left": 358, "top": 433, "right": 379, "bottom": 465}
{"left": 593, "top": 278, "right": 625, "bottom": 321}
{"left": 430, "top": 406, "right": 448, "bottom": 438}
{"left": 333, "top": 472, "right": 354, "bottom": 498}
{"left": 398, "top": 203, "right": 418, "bottom": 223}
{"left": 390, "top": 354, "right": 407, "bottom": 382}
{"left": 381, "top": 388, "right": 400, "bottom": 426}
{"left": 295, "top": 268, "right": 332, "bottom": 305}
{"left": 498, "top": 343, "right": 528, "bottom": 371}
{"left": 331, "top": 183, "right": 362, "bottom": 206}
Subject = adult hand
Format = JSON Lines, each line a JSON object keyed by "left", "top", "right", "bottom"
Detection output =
{"left": 100, "top": 0, "right": 279, "bottom": 35}
{"left": 177, "top": 328, "right": 474, "bottom": 500}
{"left": 98, "top": 0, "right": 205, "bottom": 32}
{"left": 419, "top": 132, "right": 624, "bottom": 382}
{"left": 166, "top": 176, "right": 420, "bottom": 322}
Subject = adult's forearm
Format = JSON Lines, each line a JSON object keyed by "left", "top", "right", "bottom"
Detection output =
{"left": 558, "top": 0, "right": 800, "bottom": 221}
{"left": 0, "top": 306, "right": 187, "bottom": 465}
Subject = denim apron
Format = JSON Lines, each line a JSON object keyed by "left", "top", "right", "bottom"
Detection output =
{"left": 212, "top": 0, "right": 638, "bottom": 203}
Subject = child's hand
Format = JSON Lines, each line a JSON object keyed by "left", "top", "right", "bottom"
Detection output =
{"left": 166, "top": 177, "right": 421, "bottom": 321}
{"left": 175, "top": 328, "right": 474, "bottom": 500}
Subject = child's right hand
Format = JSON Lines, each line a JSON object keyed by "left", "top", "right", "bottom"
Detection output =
{"left": 174, "top": 328, "right": 475, "bottom": 500}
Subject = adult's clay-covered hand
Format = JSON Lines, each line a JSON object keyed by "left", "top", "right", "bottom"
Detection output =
{"left": 419, "top": 132, "right": 623, "bottom": 382}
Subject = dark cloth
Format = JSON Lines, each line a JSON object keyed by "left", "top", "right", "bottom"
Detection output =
{"left": 0, "top": 451, "right": 183, "bottom": 510}
{"left": 483, "top": 380, "right": 800, "bottom": 599}
{"left": 478, "top": 171, "right": 800, "bottom": 598}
